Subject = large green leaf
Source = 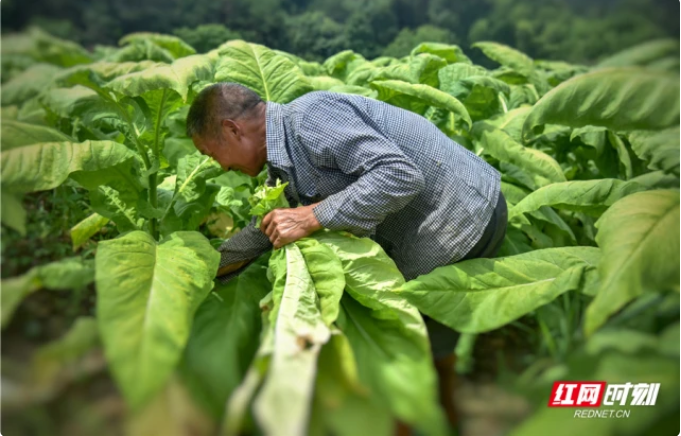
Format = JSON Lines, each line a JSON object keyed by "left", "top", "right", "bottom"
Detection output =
{"left": 120, "top": 33, "right": 197, "bottom": 59}
{"left": 1, "top": 119, "right": 71, "bottom": 150}
{"left": 1, "top": 140, "right": 135, "bottom": 194}
{"left": 628, "top": 127, "right": 680, "bottom": 176}
{"left": 597, "top": 39, "right": 680, "bottom": 69}
{"left": 95, "top": 231, "right": 219, "bottom": 410}
{"left": 508, "top": 178, "right": 649, "bottom": 221}
{"left": 523, "top": 68, "right": 680, "bottom": 139}
{"left": 215, "top": 40, "right": 313, "bottom": 103}
{"left": 473, "top": 123, "right": 566, "bottom": 187}
{"left": 106, "top": 54, "right": 214, "bottom": 101}
{"left": 253, "top": 245, "right": 331, "bottom": 436}
{"left": 398, "top": 247, "right": 600, "bottom": 333}
{"left": 370, "top": 79, "right": 472, "bottom": 128}
{"left": 584, "top": 190, "right": 680, "bottom": 335}
{"left": 181, "top": 259, "right": 271, "bottom": 419}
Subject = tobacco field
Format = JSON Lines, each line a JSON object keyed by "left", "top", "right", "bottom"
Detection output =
{"left": 1, "top": 28, "right": 679, "bottom": 436}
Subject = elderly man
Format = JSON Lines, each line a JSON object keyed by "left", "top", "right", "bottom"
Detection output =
{"left": 186, "top": 82, "right": 507, "bottom": 428}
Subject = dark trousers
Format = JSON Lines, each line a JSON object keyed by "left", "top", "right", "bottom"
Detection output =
{"left": 426, "top": 191, "right": 508, "bottom": 358}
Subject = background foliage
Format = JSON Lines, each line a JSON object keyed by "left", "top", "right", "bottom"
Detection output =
{"left": 2, "top": 0, "right": 679, "bottom": 64}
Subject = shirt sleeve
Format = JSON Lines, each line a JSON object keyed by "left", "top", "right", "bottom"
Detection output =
{"left": 298, "top": 98, "right": 425, "bottom": 235}
{"left": 216, "top": 216, "right": 272, "bottom": 283}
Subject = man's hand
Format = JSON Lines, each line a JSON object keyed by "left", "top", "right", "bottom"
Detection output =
{"left": 260, "top": 203, "right": 323, "bottom": 249}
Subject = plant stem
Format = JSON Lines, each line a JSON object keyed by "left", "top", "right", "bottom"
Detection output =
{"left": 117, "top": 102, "right": 160, "bottom": 240}
{"left": 149, "top": 172, "right": 159, "bottom": 240}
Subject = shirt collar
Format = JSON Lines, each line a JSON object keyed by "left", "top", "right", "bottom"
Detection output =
{"left": 265, "top": 101, "right": 293, "bottom": 170}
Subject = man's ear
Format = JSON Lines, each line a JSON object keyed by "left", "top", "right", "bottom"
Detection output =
{"left": 221, "top": 119, "right": 241, "bottom": 138}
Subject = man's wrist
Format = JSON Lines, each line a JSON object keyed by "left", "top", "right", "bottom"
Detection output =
{"left": 307, "top": 203, "right": 323, "bottom": 233}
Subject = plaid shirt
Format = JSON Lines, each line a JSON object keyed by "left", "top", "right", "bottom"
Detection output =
{"left": 218, "top": 91, "right": 501, "bottom": 281}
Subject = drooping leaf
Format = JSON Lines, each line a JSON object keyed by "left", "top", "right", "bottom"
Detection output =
{"left": 523, "top": 68, "right": 680, "bottom": 139}
{"left": 369, "top": 54, "right": 447, "bottom": 88}
{"left": 55, "top": 60, "right": 162, "bottom": 93}
{"left": 1, "top": 119, "right": 71, "bottom": 150}
{"left": 411, "top": 43, "right": 471, "bottom": 64}
{"left": 484, "top": 106, "right": 532, "bottom": 142}
{"left": 1, "top": 258, "right": 95, "bottom": 328}
{"left": 1, "top": 140, "right": 135, "bottom": 194}
{"left": 308, "top": 75, "right": 345, "bottom": 91}
{"left": 215, "top": 40, "right": 313, "bottom": 103}
{"left": 95, "top": 231, "right": 220, "bottom": 410}
{"left": 1, "top": 63, "right": 61, "bottom": 106}
{"left": 628, "top": 127, "right": 680, "bottom": 176}
{"left": 1, "top": 191, "right": 27, "bottom": 235}
{"left": 584, "top": 190, "right": 680, "bottom": 335}
{"left": 104, "top": 40, "right": 176, "bottom": 63}
{"left": 336, "top": 295, "right": 447, "bottom": 436}
{"left": 311, "top": 331, "right": 392, "bottom": 436}
{"left": 323, "top": 50, "right": 366, "bottom": 81}
{"left": 31, "top": 317, "right": 100, "bottom": 384}
{"left": 398, "top": 247, "right": 601, "bottom": 333}
{"left": 472, "top": 42, "right": 534, "bottom": 77}
{"left": 253, "top": 245, "right": 331, "bottom": 436}
{"left": 473, "top": 123, "right": 566, "bottom": 187}
{"left": 597, "top": 39, "right": 680, "bottom": 69}
{"left": 508, "top": 178, "right": 649, "bottom": 221}
{"left": 370, "top": 79, "right": 472, "bottom": 128}
{"left": 70, "top": 212, "right": 110, "bottom": 250}
{"left": 3, "top": 27, "right": 92, "bottom": 68}
{"left": 327, "top": 85, "right": 378, "bottom": 99}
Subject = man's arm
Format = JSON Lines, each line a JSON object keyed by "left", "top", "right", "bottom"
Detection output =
{"left": 216, "top": 216, "right": 273, "bottom": 282}
{"left": 299, "top": 98, "right": 426, "bottom": 235}
{"left": 216, "top": 169, "right": 288, "bottom": 282}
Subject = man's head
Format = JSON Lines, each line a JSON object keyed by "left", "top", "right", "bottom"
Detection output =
{"left": 186, "top": 82, "right": 267, "bottom": 177}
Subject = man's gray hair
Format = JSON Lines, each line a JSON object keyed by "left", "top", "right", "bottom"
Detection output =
{"left": 186, "top": 82, "right": 264, "bottom": 138}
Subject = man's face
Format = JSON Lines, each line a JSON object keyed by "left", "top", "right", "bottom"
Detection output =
{"left": 192, "top": 118, "right": 266, "bottom": 177}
